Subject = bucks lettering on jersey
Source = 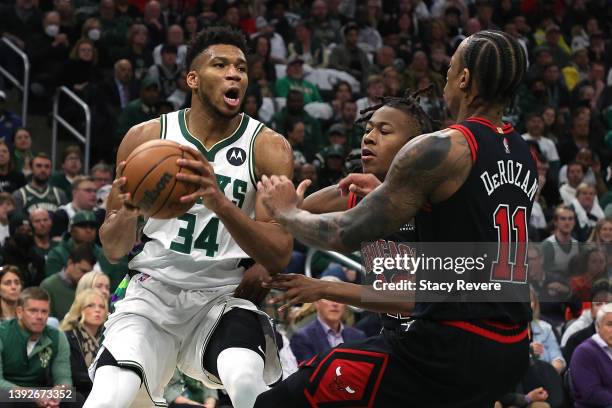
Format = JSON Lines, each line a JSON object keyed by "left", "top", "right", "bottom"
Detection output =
{"left": 129, "top": 109, "right": 264, "bottom": 289}
{"left": 18, "top": 185, "right": 64, "bottom": 214}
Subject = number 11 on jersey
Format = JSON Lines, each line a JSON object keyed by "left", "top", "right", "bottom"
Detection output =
{"left": 491, "top": 204, "right": 528, "bottom": 283}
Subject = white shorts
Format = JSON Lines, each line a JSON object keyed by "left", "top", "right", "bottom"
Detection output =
{"left": 89, "top": 273, "right": 282, "bottom": 407}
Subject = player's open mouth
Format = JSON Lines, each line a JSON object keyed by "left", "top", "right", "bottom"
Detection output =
{"left": 224, "top": 88, "right": 241, "bottom": 107}
{"left": 361, "top": 148, "right": 376, "bottom": 161}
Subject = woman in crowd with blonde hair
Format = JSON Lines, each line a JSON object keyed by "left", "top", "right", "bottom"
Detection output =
{"left": 60, "top": 289, "right": 108, "bottom": 398}
{"left": 587, "top": 218, "right": 612, "bottom": 264}
{"left": 76, "top": 270, "right": 110, "bottom": 300}
{"left": 0, "top": 265, "right": 22, "bottom": 321}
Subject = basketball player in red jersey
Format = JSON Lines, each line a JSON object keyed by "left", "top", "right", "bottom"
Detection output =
{"left": 257, "top": 30, "right": 536, "bottom": 407}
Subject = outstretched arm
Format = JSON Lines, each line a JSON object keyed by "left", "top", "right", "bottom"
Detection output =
{"left": 259, "top": 130, "right": 472, "bottom": 253}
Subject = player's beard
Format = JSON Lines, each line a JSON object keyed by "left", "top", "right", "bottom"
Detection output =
{"left": 198, "top": 87, "right": 239, "bottom": 120}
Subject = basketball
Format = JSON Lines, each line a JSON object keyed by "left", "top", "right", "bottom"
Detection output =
{"left": 123, "top": 139, "right": 199, "bottom": 219}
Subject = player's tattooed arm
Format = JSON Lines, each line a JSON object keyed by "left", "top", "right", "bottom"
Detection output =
{"left": 260, "top": 130, "right": 472, "bottom": 253}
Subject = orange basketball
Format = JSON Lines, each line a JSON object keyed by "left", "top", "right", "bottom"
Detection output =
{"left": 123, "top": 140, "right": 199, "bottom": 219}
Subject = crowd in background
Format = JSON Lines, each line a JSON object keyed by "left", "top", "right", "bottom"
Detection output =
{"left": 0, "top": 0, "right": 612, "bottom": 407}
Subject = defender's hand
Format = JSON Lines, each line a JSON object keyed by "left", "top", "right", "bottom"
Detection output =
{"left": 234, "top": 264, "right": 271, "bottom": 304}
{"left": 257, "top": 175, "right": 300, "bottom": 222}
{"left": 263, "top": 274, "right": 326, "bottom": 312}
{"left": 337, "top": 173, "right": 381, "bottom": 197}
{"left": 175, "top": 145, "right": 227, "bottom": 213}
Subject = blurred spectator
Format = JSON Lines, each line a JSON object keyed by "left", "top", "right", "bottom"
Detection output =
{"left": 11, "top": 128, "right": 33, "bottom": 178}
{"left": 402, "top": 51, "right": 445, "bottom": 98}
{"left": 148, "top": 44, "right": 180, "bottom": 99}
{"left": 542, "top": 64, "right": 570, "bottom": 112}
{"left": 221, "top": 5, "right": 241, "bottom": 31}
{"left": 317, "top": 145, "right": 346, "bottom": 188}
{"left": 326, "top": 123, "right": 349, "bottom": 150}
{"left": 252, "top": 18, "right": 286, "bottom": 64}
{"left": 559, "top": 113, "right": 592, "bottom": 166}
{"left": 570, "top": 183, "right": 604, "bottom": 242}
{"left": 80, "top": 17, "right": 110, "bottom": 68}
{"left": 562, "top": 47, "right": 590, "bottom": 92}
{"left": 117, "top": 23, "right": 153, "bottom": 81}
{"left": 0, "top": 0, "right": 43, "bottom": 49}
{"left": 269, "top": 90, "right": 323, "bottom": 153}
{"left": 0, "top": 266, "right": 22, "bottom": 322}
{"left": 26, "top": 11, "right": 70, "bottom": 108}
{"left": 541, "top": 105, "right": 563, "bottom": 143}
{"left": 45, "top": 211, "right": 126, "bottom": 290}
{"left": 587, "top": 218, "right": 612, "bottom": 261}
{"left": 75, "top": 271, "right": 110, "bottom": 301}
{"left": 114, "top": 0, "right": 142, "bottom": 21}
{"left": 288, "top": 20, "right": 324, "bottom": 68}
{"left": 570, "top": 303, "right": 612, "bottom": 408}
{"left": 337, "top": 101, "right": 363, "bottom": 149}
{"left": 97, "top": 0, "right": 132, "bottom": 66}
{"left": 569, "top": 247, "right": 607, "bottom": 301}
{"left": 559, "top": 162, "right": 584, "bottom": 207}
{"left": 52, "top": 176, "right": 100, "bottom": 237}
{"left": 0, "top": 287, "right": 73, "bottom": 403}
{"left": 530, "top": 287, "right": 566, "bottom": 374}
{"left": 527, "top": 245, "right": 570, "bottom": 325}
{"left": 284, "top": 119, "right": 311, "bottom": 163}
{"left": 0, "top": 91, "right": 23, "bottom": 152}
{"left": 0, "top": 194, "right": 14, "bottom": 245}
{"left": 41, "top": 243, "right": 96, "bottom": 319}
{"left": 182, "top": 14, "right": 199, "bottom": 43}
{"left": 289, "top": 281, "right": 366, "bottom": 363}
{"left": 90, "top": 162, "right": 113, "bottom": 193}
{"left": 0, "top": 141, "right": 26, "bottom": 194}
{"left": 250, "top": 35, "right": 277, "bottom": 84}
{"left": 13, "top": 153, "right": 68, "bottom": 215}
{"left": 164, "top": 369, "right": 218, "bottom": 408}
{"left": 143, "top": 0, "right": 165, "bottom": 47}
{"left": 381, "top": 66, "right": 402, "bottom": 98}
{"left": 559, "top": 148, "right": 605, "bottom": 194}
{"left": 563, "top": 283, "right": 612, "bottom": 363}
{"left": 355, "top": 3, "right": 383, "bottom": 54}
{"left": 274, "top": 56, "right": 321, "bottom": 104}
{"left": 542, "top": 206, "right": 578, "bottom": 275}
{"left": 115, "top": 77, "right": 160, "bottom": 140}
{"left": 60, "top": 288, "right": 107, "bottom": 398}
{"left": 153, "top": 24, "right": 186, "bottom": 68}
{"left": 50, "top": 145, "right": 83, "bottom": 201}
{"left": 296, "top": 163, "right": 318, "bottom": 198}
{"left": 429, "top": 44, "right": 451, "bottom": 78}
{"left": 474, "top": 0, "right": 498, "bottom": 30}
{"left": 522, "top": 112, "right": 560, "bottom": 181}
{"left": 542, "top": 25, "right": 570, "bottom": 68}
{"left": 59, "top": 38, "right": 103, "bottom": 103}
{"left": 0, "top": 212, "right": 45, "bottom": 287}
{"left": 330, "top": 81, "right": 353, "bottom": 119}
{"left": 29, "top": 208, "right": 57, "bottom": 258}
{"left": 328, "top": 23, "right": 370, "bottom": 85}
{"left": 55, "top": 0, "right": 79, "bottom": 45}
{"left": 242, "top": 90, "right": 262, "bottom": 122}
{"left": 308, "top": 0, "right": 341, "bottom": 47}
{"left": 356, "top": 75, "right": 384, "bottom": 118}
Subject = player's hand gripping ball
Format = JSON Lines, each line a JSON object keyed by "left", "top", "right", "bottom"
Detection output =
{"left": 122, "top": 140, "right": 199, "bottom": 218}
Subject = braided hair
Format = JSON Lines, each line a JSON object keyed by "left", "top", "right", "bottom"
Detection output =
{"left": 460, "top": 30, "right": 526, "bottom": 106}
{"left": 356, "top": 85, "right": 435, "bottom": 135}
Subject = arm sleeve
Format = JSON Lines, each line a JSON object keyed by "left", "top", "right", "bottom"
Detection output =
{"left": 289, "top": 332, "right": 317, "bottom": 364}
{"left": 51, "top": 331, "right": 73, "bottom": 386}
{"left": 570, "top": 345, "right": 612, "bottom": 406}
{"left": 45, "top": 251, "right": 64, "bottom": 277}
{"left": 0, "top": 338, "right": 19, "bottom": 390}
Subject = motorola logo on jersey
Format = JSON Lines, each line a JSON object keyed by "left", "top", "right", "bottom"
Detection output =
{"left": 227, "top": 147, "right": 246, "bottom": 166}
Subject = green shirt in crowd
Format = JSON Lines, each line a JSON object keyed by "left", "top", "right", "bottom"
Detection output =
{"left": 49, "top": 172, "right": 76, "bottom": 202}
{"left": 274, "top": 77, "right": 322, "bottom": 104}
{"left": 0, "top": 319, "right": 72, "bottom": 389}
{"left": 40, "top": 272, "right": 76, "bottom": 320}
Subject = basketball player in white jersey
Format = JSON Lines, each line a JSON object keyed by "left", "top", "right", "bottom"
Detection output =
{"left": 83, "top": 27, "right": 293, "bottom": 408}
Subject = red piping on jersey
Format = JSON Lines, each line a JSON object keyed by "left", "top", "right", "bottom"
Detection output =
{"left": 481, "top": 319, "right": 522, "bottom": 330}
{"left": 466, "top": 117, "right": 514, "bottom": 134}
{"left": 441, "top": 321, "right": 528, "bottom": 343}
{"left": 347, "top": 192, "right": 357, "bottom": 209}
{"left": 448, "top": 124, "right": 477, "bottom": 163}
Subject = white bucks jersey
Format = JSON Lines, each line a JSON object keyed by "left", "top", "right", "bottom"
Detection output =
{"left": 129, "top": 109, "right": 264, "bottom": 289}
